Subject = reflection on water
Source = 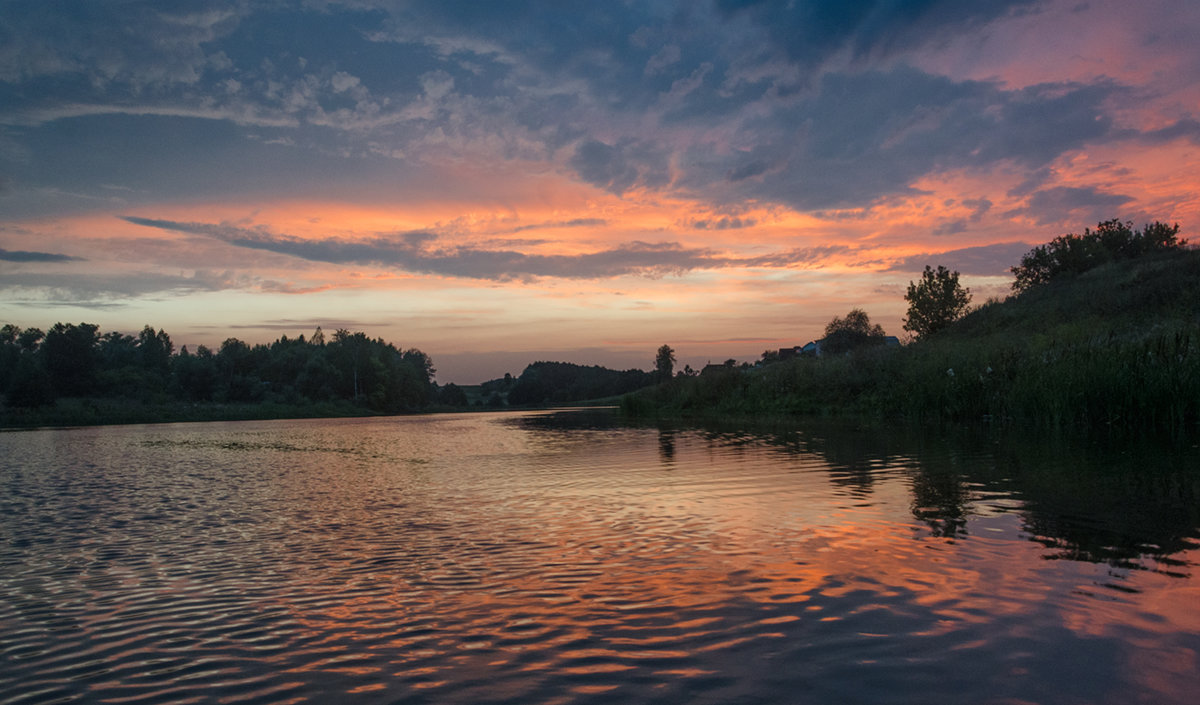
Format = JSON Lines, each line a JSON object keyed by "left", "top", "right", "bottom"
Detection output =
{"left": 1, "top": 410, "right": 1198, "bottom": 704}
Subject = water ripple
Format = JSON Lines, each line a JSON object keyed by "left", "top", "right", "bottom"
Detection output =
{"left": 2, "top": 413, "right": 1198, "bottom": 704}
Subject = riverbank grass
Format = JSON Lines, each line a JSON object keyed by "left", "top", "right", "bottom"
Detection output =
{"left": 623, "top": 249, "right": 1200, "bottom": 436}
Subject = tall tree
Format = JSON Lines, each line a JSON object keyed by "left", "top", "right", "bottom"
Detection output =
{"left": 137, "top": 325, "right": 173, "bottom": 374}
{"left": 655, "top": 344, "right": 676, "bottom": 382}
{"left": 822, "top": 309, "right": 887, "bottom": 355}
{"left": 41, "top": 322, "right": 100, "bottom": 396}
{"left": 903, "top": 265, "right": 971, "bottom": 338}
{"left": 1011, "top": 219, "right": 1185, "bottom": 292}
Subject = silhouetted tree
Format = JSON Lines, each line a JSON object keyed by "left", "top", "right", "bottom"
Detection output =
{"left": 216, "top": 337, "right": 261, "bottom": 402}
{"left": 438, "top": 382, "right": 469, "bottom": 406}
{"left": 42, "top": 322, "right": 100, "bottom": 396}
{"left": 822, "top": 309, "right": 886, "bottom": 355}
{"left": 1, "top": 320, "right": 437, "bottom": 413}
{"left": 508, "top": 361, "right": 654, "bottom": 405}
{"left": 173, "top": 345, "right": 219, "bottom": 401}
{"left": 655, "top": 344, "right": 676, "bottom": 382}
{"left": 138, "top": 325, "right": 173, "bottom": 374}
{"left": 17, "top": 327, "right": 44, "bottom": 353}
{"left": 1011, "top": 219, "right": 1186, "bottom": 292}
{"left": 0, "top": 324, "right": 21, "bottom": 392}
{"left": 7, "top": 355, "right": 53, "bottom": 407}
{"left": 903, "top": 265, "right": 971, "bottom": 338}
{"left": 1, "top": 324, "right": 51, "bottom": 406}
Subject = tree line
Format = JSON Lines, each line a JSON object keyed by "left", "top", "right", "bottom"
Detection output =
{"left": 505, "top": 361, "right": 655, "bottom": 405}
{"left": 817, "top": 219, "right": 1185, "bottom": 355}
{"left": 0, "top": 324, "right": 437, "bottom": 412}
{"left": 690, "top": 218, "right": 1188, "bottom": 367}
{"left": 628, "top": 217, "right": 1196, "bottom": 433}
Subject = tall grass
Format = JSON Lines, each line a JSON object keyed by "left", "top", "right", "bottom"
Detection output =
{"left": 623, "top": 328, "right": 1200, "bottom": 436}
{"left": 624, "top": 249, "right": 1200, "bottom": 437}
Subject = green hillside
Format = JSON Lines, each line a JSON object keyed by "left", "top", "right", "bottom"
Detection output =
{"left": 623, "top": 248, "right": 1200, "bottom": 436}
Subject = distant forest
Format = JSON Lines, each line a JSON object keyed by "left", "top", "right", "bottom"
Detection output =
{"left": 505, "top": 361, "right": 654, "bottom": 405}
{"left": 0, "top": 323, "right": 663, "bottom": 419}
{"left": 0, "top": 324, "right": 438, "bottom": 412}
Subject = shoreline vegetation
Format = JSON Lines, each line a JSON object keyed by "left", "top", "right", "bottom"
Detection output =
{"left": 0, "top": 325, "right": 647, "bottom": 429}
{"left": 625, "top": 221, "right": 1199, "bottom": 437}
{"left": 4, "top": 219, "right": 1197, "bottom": 436}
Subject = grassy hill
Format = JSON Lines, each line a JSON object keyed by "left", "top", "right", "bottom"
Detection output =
{"left": 623, "top": 248, "right": 1200, "bottom": 436}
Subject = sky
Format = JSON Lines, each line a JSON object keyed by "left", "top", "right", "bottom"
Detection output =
{"left": 2, "top": 0, "right": 1198, "bottom": 383}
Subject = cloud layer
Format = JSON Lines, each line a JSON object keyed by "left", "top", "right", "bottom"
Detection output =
{"left": 2, "top": 0, "right": 1196, "bottom": 218}
{"left": 120, "top": 215, "right": 852, "bottom": 280}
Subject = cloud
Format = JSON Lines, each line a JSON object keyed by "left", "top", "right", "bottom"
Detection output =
{"left": 887, "top": 242, "right": 1034, "bottom": 276}
{"left": 0, "top": 248, "right": 84, "bottom": 263}
{"left": 507, "top": 218, "right": 609, "bottom": 233}
{"left": 932, "top": 197, "right": 993, "bottom": 236}
{"left": 569, "top": 140, "right": 668, "bottom": 196}
{"left": 121, "top": 215, "right": 848, "bottom": 280}
{"left": 671, "top": 67, "right": 1122, "bottom": 210}
{"left": 1, "top": 0, "right": 1191, "bottom": 226}
{"left": 740, "top": 245, "right": 853, "bottom": 268}
{"left": 1014, "top": 186, "right": 1136, "bottom": 225}
{"left": 0, "top": 3, "right": 242, "bottom": 88}
{"left": 0, "top": 269, "right": 250, "bottom": 303}
{"left": 687, "top": 216, "right": 758, "bottom": 230}
{"left": 1139, "top": 118, "right": 1200, "bottom": 145}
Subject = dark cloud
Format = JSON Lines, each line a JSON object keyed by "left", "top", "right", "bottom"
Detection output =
{"left": 673, "top": 67, "right": 1122, "bottom": 210}
{"left": 688, "top": 216, "right": 758, "bottom": 230}
{"left": 932, "top": 197, "right": 993, "bottom": 236}
{"left": 1139, "top": 118, "right": 1200, "bottom": 145}
{"left": 121, "top": 215, "right": 847, "bottom": 279}
{"left": 508, "top": 218, "right": 608, "bottom": 233}
{"left": 715, "top": 0, "right": 1040, "bottom": 69}
{"left": 1007, "top": 167, "right": 1054, "bottom": 198}
{"left": 0, "top": 269, "right": 247, "bottom": 302}
{"left": 0, "top": 1, "right": 244, "bottom": 88}
{"left": 1015, "top": 186, "right": 1136, "bottom": 225}
{"left": 0, "top": 0, "right": 1182, "bottom": 220}
{"left": 726, "top": 161, "right": 769, "bottom": 182}
{"left": 0, "top": 248, "right": 84, "bottom": 263}
{"left": 887, "top": 242, "right": 1035, "bottom": 276}
{"left": 569, "top": 140, "right": 670, "bottom": 196}
{"left": 740, "top": 245, "right": 852, "bottom": 267}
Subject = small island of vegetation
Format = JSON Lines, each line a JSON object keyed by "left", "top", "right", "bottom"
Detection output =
{"left": 624, "top": 219, "right": 1199, "bottom": 437}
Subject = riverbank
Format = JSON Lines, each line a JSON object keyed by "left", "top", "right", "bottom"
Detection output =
{"left": 623, "top": 248, "right": 1200, "bottom": 437}
{"left": 0, "top": 397, "right": 393, "bottom": 430}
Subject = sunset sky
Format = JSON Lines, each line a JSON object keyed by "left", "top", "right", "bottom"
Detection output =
{"left": 2, "top": 0, "right": 1198, "bottom": 383}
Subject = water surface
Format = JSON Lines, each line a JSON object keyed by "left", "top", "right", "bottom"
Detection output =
{"left": 2, "top": 410, "right": 1198, "bottom": 704}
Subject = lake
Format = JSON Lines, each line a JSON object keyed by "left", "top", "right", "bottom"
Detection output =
{"left": 1, "top": 409, "right": 1198, "bottom": 704}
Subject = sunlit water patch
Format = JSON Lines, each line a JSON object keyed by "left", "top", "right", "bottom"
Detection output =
{"left": 2, "top": 410, "right": 1198, "bottom": 704}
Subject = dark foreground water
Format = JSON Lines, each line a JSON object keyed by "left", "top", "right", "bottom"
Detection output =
{"left": 1, "top": 410, "right": 1198, "bottom": 704}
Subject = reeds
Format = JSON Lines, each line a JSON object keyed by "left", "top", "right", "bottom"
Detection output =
{"left": 624, "top": 249, "right": 1200, "bottom": 437}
